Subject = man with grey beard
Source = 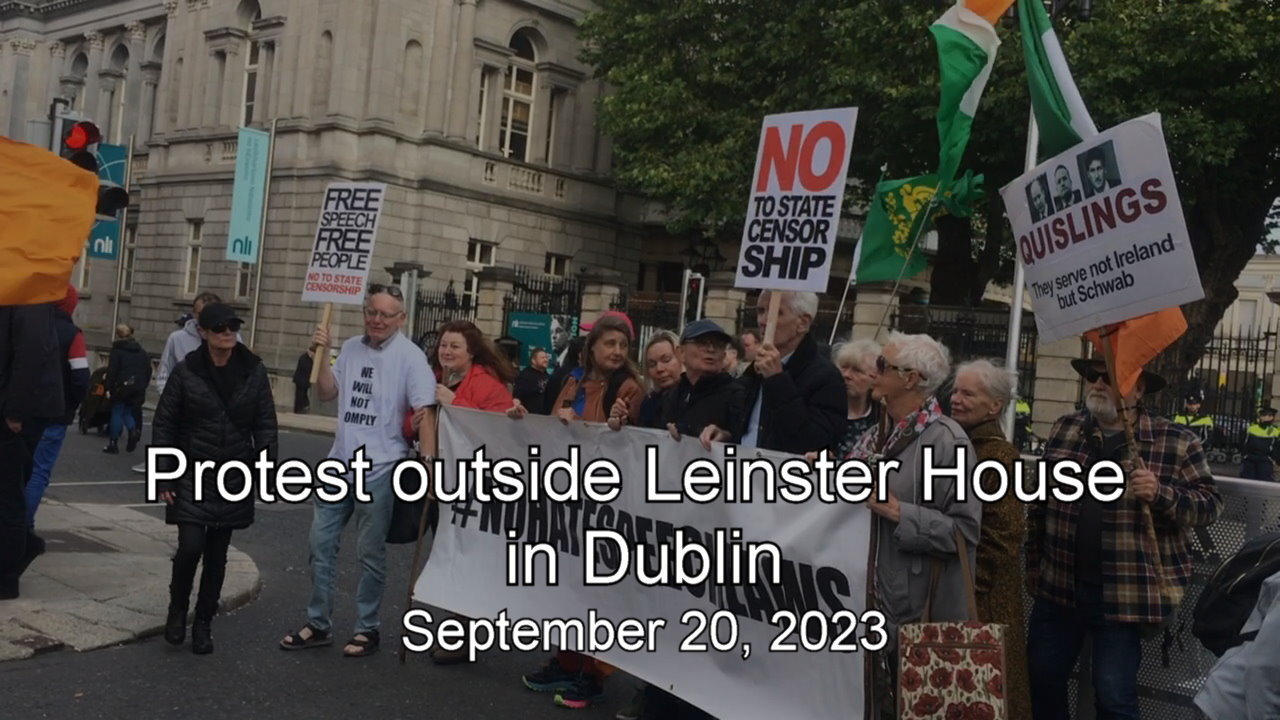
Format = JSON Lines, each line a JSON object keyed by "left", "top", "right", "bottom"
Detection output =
{"left": 1025, "top": 356, "right": 1222, "bottom": 720}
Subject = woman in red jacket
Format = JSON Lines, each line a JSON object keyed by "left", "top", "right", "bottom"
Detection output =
{"left": 432, "top": 320, "right": 515, "bottom": 411}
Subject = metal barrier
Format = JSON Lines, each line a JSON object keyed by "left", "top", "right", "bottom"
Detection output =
{"left": 1068, "top": 475, "right": 1280, "bottom": 719}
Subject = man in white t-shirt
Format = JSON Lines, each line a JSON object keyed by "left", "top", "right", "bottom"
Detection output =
{"left": 279, "top": 285, "right": 436, "bottom": 658}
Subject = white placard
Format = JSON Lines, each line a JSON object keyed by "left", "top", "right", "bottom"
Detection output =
{"left": 1001, "top": 113, "right": 1203, "bottom": 341}
{"left": 736, "top": 107, "right": 858, "bottom": 292}
{"left": 415, "top": 407, "right": 873, "bottom": 720}
{"left": 300, "top": 182, "right": 386, "bottom": 304}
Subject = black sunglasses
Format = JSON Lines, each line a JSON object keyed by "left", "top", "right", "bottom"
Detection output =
{"left": 209, "top": 319, "right": 243, "bottom": 334}
{"left": 876, "top": 354, "right": 926, "bottom": 381}
{"left": 1080, "top": 367, "right": 1112, "bottom": 385}
{"left": 367, "top": 283, "right": 404, "bottom": 299}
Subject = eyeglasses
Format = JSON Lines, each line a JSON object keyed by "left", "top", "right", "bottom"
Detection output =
{"left": 367, "top": 283, "right": 404, "bottom": 300}
{"left": 208, "top": 320, "right": 242, "bottom": 334}
{"left": 1080, "top": 368, "right": 1112, "bottom": 385}
{"left": 876, "top": 354, "right": 925, "bottom": 381}
{"left": 363, "top": 307, "right": 403, "bottom": 321}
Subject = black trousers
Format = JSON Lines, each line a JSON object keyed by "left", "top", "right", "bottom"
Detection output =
{"left": 0, "top": 422, "right": 43, "bottom": 589}
{"left": 169, "top": 523, "right": 234, "bottom": 620}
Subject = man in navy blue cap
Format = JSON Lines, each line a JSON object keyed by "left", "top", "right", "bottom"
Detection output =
{"left": 660, "top": 320, "right": 744, "bottom": 440}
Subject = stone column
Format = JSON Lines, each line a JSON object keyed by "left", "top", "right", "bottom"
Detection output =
{"left": 445, "top": 0, "right": 477, "bottom": 141}
{"left": 1031, "top": 335, "right": 1085, "bottom": 437}
{"left": 46, "top": 41, "right": 65, "bottom": 105}
{"left": 123, "top": 21, "right": 147, "bottom": 146}
{"left": 96, "top": 70, "right": 123, "bottom": 142}
{"left": 528, "top": 80, "right": 552, "bottom": 165}
{"left": 139, "top": 62, "right": 161, "bottom": 143}
{"left": 7, "top": 38, "right": 35, "bottom": 141}
{"left": 474, "top": 266, "right": 519, "bottom": 339}
{"left": 703, "top": 270, "right": 747, "bottom": 333}
{"left": 484, "top": 65, "right": 503, "bottom": 150}
{"left": 220, "top": 44, "right": 243, "bottom": 128}
{"left": 82, "top": 31, "right": 104, "bottom": 114}
{"left": 849, "top": 283, "right": 898, "bottom": 344}
{"left": 571, "top": 81, "right": 597, "bottom": 174}
{"left": 205, "top": 49, "right": 223, "bottom": 127}
{"left": 552, "top": 88, "right": 576, "bottom": 171}
{"left": 579, "top": 269, "right": 624, "bottom": 326}
{"left": 424, "top": 0, "right": 455, "bottom": 135}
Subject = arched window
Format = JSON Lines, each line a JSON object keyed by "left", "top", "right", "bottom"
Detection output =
{"left": 168, "top": 57, "right": 183, "bottom": 125}
{"left": 107, "top": 45, "right": 129, "bottom": 143}
{"left": 69, "top": 53, "right": 89, "bottom": 110}
{"left": 400, "top": 40, "right": 423, "bottom": 117}
{"left": 240, "top": 0, "right": 263, "bottom": 125}
{"left": 313, "top": 31, "right": 333, "bottom": 113}
{"left": 499, "top": 31, "right": 537, "bottom": 161}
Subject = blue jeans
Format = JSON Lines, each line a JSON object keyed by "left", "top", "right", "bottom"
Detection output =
{"left": 306, "top": 464, "right": 395, "bottom": 635}
{"left": 1027, "top": 582, "right": 1143, "bottom": 720}
{"left": 25, "top": 424, "right": 67, "bottom": 528}
{"left": 108, "top": 401, "right": 137, "bottom": 441}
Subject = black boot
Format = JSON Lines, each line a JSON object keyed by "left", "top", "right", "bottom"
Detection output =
{"left": 191, "top": 616, "right": 213, "bottom": 655}
{"left": 164, "top": 605, "right": 187, "bottom": 645}
{"left": 126, "top": 429, "right": 141, "bottom": 453}
{"left": 103, "top": 439, "right": 119, "bottom": 454}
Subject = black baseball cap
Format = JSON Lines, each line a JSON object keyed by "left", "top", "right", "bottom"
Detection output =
{"left": 680, "top": 319, "right": 731, "bottom": 345}
{"left": 198, "top": 303, "right": 243, "bottom": 331}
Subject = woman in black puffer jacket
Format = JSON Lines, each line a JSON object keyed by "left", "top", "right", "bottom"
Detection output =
{"left": 152, "top": 303, "right": 277, "bottom": 655}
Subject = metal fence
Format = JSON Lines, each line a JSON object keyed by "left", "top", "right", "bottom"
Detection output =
{"left": 413, "top": 282, "right": 476, "bottom": 358}
{"left": 893, "top": 305, "right": 1040, "bottom": 402}
{"left": 611, "top": 290, "right": 681, "bottom": 354}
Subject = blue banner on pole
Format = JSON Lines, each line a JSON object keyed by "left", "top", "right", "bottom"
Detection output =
{"left": 227, "top": 127, "right": 271, "bottom": 263}
{"left": 86, "top": 143, "right": 127, "bottom": 260}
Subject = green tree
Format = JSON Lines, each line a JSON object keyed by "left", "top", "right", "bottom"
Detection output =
{"left": 580, "top": 0, "right": 1280, "bottom": 389}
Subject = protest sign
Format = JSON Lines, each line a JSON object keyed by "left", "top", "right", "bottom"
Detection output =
{"left": 735, "top": 108, "right": 858, "bottom": 293}
{"left": 300, "top": 182, "right": 386, "bottom": 304}
{"left": 226, "top": 127, "right": 271, "bottom": 263}
{"left": 414, "top": 407, "right": 873, "bottom": 720}
{"left": 1001, "top": 113, "right": 1203, "bottom": 342}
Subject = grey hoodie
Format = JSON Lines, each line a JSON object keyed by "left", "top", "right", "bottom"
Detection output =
{"left": 156, "top": 319, "right": 242, "bottom": 394}
{"left": 1195, "top": 569, "right": 1280, "bottom": 719}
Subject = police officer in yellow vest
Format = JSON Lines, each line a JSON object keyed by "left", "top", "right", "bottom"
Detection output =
{"left": 1241, "top": 406, "right": 1280, "bottom": 481}
{"left": 1173, "top": 394, "right": 1214, "bottom": 451}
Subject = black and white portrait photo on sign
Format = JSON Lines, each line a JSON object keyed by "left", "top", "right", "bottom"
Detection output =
{"left": 1025, "top": 173, "right": 1054, "bottom": 223}
{"left": 1077, "top": 140, "right": 1122, "bottom": 198}
{"left": 1052, "top": 163, "right": 1082, "bottom": 212}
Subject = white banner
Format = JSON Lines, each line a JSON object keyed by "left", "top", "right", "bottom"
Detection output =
{"left": 414, "top": 407, "right": 874, "bottom": 720}
{"left": 300, "top": 182, "right": 386, "bottom": 304}
{"left": 736, "top": 107, "right": 858, "bottom": 292}
{"left": 1001, "top": 113, "right": 1202, "bottom": 342}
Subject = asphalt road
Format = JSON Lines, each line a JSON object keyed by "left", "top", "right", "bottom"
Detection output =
{"left": 3, "top": 419, "right": 631, "bottom": 720}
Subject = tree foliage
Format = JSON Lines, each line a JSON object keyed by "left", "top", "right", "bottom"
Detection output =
{"left": 581, "top": 0, "right": 1280, "bottom": 389}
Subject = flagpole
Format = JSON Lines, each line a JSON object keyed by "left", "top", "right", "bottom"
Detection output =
{"left": 1003, "top": 109, "right": 1039, "bottom": 442}
{"left": 248, "top": 117, "right": 278, "bottom": 349}
{"left": 110, "top": 134, "right": 135, "bottom": 337}
{"left": 830, "top": 240, "right": 859, "bottom": 346}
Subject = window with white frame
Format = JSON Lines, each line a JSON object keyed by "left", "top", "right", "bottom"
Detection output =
{"left": 544, "top": 252, "right": 569, "bottom": 277}
{"left": 122, "top": 226, "right": 137, "bottom": 293}
{"left": 242, "top": 7, "right": 264, "bottom": 126}
{"left": 184, "top": 220, "right": 203, "bottom": 295}
{"left": 464, "top": 239, "right": 496, "bottom": 308}
{"left": 499, "top": 33, "right": 536, "bottom": 161}
{"left": 235, "top": 262, "right": 253, "bottom": 300}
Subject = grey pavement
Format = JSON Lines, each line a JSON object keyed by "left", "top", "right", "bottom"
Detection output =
{"left": 0, "top": 501, "right": 259, "bottom": 662}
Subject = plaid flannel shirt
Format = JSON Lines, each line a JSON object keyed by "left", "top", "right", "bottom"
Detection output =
{"left": 1026, "top": 409, "right": 1222, "bottom": 623}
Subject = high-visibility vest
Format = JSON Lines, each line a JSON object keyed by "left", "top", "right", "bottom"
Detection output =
{"left": 1015, "top": 400, "right": 1031, "bottom": 415}
{"left": 1173, "top": 414, "right": 1214, "bottom": 428}
{"left": 1243, "top": 423, "right": 1280, "bottom": 457}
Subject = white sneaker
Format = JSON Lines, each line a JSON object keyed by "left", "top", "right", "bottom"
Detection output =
{"left": 131, "top": 461, "right": 146, "bottom": 473}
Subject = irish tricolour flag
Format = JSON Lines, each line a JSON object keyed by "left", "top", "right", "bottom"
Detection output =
{"left": 1018, "top": 0, "right": 1098, "bottom": 158}
{"left": 929, "top": 0, "right": 1016, "bottom": 195}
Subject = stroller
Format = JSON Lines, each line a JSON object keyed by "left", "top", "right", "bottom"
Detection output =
{"left": 79, "top": 367, "right": 112, "bottom": 435}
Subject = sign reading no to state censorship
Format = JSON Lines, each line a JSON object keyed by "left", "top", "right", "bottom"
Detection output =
{"left": 735, "top": 107, "right": 858, "bottom": 292}
{"left": 300, "top": 182, "right": 386, "bottom": 304}
{"left": 1000, "top": 113, "right": 1203, "bottom": 342}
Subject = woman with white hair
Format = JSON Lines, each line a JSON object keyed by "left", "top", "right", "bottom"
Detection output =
{"left": 846, "top": 332, "right": 980, "bottom": 718}
{"left": 949, "top": 358, "right": 1031, "bottom": 720}
{"left": 833, "top": 338, "right": 881, "bottom": 458}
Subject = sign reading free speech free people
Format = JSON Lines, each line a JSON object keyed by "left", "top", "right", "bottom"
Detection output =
{"left": 1000, "top": 113, "right": 1203, "bottom": 343}
{"left": 735, "top": 107, "right": 858, "bottom": 293}
{"left": 226, "top": 127, "right": 271, "bottom": 264}
{"left": 300, "top": 182, "right": 386, "bottom": 304}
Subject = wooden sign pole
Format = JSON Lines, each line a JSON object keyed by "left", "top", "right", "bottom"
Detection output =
{"left": 309, "top": 302, "right": 333, "bottom": 384}
{"left": 761, "top": 291, "right": 783, "bottom": 347}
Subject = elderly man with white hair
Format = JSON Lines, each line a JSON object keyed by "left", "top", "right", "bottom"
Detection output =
{"left": 700, "top": 290, "right": 844, "bottom": 455}
{"left": 846, "top": 331, "right": 980, "bottom": 719}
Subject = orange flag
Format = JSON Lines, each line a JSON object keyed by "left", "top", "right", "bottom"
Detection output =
{"left": 0, "top": 137, "right": 98, "bottom": 305}
{"left": 965, "top": 0, "right": 1017, "bottom": 25}
{"left": 1085, "top": 307, "right": 1188, "bottom": 396}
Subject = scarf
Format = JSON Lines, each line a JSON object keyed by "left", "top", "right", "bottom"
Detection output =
{"left": 848, "top": 395, "right": 945, "bottom": 462}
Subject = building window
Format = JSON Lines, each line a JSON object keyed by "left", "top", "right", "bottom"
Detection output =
{"left": 235, "top": 262, "right": 253, "bottom": 299}
{"left": 544, "top": 253, "right": 569, "bottom": 277}
{"left": 122, "top": 226, "right": 137, "bottom": 293}
{"left": 656, "top": 262, "right": 683, "bottom": 293}
{"left": 242, "top": 40, "right": 260, "bottom": 126}
{"left": 499, "top": 32, "right": 536, "bottom": 161}
{"left": 464, "top": 239, "right": 496, "bottom": 308}
{"left": 184, "top": 221, "right": 203, "bottom": 295}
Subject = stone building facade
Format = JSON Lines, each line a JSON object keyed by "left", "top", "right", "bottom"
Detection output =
{"left": 1, "top": 0, "right": 671, "bottom": 387}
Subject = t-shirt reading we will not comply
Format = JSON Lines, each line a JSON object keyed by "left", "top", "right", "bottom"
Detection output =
{"left": 330, "top": 331, "right": 436, "bottom": 470}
